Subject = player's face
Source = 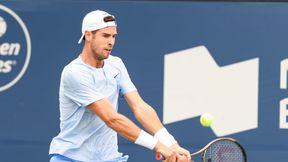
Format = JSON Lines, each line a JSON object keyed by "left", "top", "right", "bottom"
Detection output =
{"left": 90, "top": 26, "right": 117, "bottom": 60}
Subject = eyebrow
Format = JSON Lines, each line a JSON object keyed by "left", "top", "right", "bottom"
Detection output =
{"left": 102, "top": 32, "right": 117, "bottom": 36}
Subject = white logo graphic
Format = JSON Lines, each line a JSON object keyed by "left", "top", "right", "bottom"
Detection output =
{"left": 163, "top": 46, "right": 259, "bottom": 136}
{"left": 0, "top": 4, "right": 31, "bottom": 92}
{"left": 0, "top": 16, "right": 7, "bottom": 37}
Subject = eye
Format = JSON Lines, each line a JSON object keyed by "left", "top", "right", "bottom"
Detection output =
{"left": 103, "top": 33, "right": 110, "bottom": 38}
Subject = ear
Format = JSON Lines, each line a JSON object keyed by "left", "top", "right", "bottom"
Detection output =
{"left": 84, "top": 31, "right": 92, "bottom": 42}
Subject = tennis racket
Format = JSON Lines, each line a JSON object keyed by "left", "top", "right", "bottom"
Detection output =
{"left": 155, "top": 137, "right": 247, "bottom": 162}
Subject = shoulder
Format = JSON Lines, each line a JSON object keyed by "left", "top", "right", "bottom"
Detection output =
{"left": 106, "top": 55, "right": 124, "bottom": 65}
{"left": 106, "top": 55, "right": 127, "bottom": 70}
{"left": 61, "top": 58, "right": 92, "bottom": 83}
{"left": 63, "top": 58, "right": 83, "bottom": 75}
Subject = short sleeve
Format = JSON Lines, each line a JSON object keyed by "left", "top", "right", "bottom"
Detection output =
{"left": 115, "top": 58, "right": 137, "bottom": 95}
{"left": 61, "top": 66, "right": 105, "bottom": 107}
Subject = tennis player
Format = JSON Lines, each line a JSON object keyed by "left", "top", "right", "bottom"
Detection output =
{"left": 49, "top": 10, "right": 191, "bottom": 162}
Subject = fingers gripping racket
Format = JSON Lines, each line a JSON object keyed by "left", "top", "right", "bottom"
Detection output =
{"left": 155, "top": 137, "right": 247, "bottom": 162}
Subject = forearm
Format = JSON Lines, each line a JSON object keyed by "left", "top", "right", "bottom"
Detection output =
{"left": 132, "top": 102, "right": 178, "bottom": 149}
{"left": 123, "top": 92, "right": 190, "bottom": 160}
{"left": 87, "top": 98, "right": 142, "bottom": 142}
{"left": 88, "top": 98, "right": 159, "bottom": 150}
{"left": 124, "top": 91, "right": 178, "bottom": 148}
{"left": 106, "top": 112, "right": 141, "bottom": 141}
{"left": 133, "top": 102, "right": 164, "bottom": 135}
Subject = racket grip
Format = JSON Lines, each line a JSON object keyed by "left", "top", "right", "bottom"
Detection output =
{"left": 155, "top": 152, "right": 164, "bottom": 160}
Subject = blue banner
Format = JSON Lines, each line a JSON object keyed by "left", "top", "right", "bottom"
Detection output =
{"left": 0, "top": 1, "right": 287, "bottom": 161}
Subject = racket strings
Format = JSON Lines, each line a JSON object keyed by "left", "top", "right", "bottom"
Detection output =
{"left": 204, "top": 140, "right": 245, "bottom": 162}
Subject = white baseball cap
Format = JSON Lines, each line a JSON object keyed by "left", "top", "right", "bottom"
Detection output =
{"left": 78, "top": 10, "right": 117, "bottom": 44}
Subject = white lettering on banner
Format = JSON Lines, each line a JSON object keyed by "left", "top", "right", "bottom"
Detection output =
{"left": 0, "top": 43, "right": 20, "bottom": 56}
{"left": 280, "top": 59, "right": 288, "bottom": 89}
{"left": 280, "top": 59, "right": 288, "bottom": 129}
{"left": 0, "top": 42, "right": 19, "bottom": 73}
{"left": 0, "top": 4, "right": 31, "bottom": 92}
{"left": 280, "top": 98, "right": 288, "bottom": 129}
{"left": 163, "top": 46, "right": 259, "bottom": 136}
{"left": 0, "top": 60, "right": 16, "bottom": 73}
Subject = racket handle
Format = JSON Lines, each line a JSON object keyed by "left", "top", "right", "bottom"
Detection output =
{"left": 155, "top": 152, "right": 164, "bottom": 160}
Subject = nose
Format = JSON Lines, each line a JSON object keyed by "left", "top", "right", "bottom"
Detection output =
{"left": 108, "top": 36, "right": 115, "bottom": 46}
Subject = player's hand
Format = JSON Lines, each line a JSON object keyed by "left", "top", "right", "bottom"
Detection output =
{"left": 155, "top": 142, "right": 192, "bottom": 162}
{"left": 170, "top": 143, "right": 191, "bottom": 162}
{"left": 154, "top": 141, "right": 177, "bottom": 162}
{"left": 162, "top": 153, "right": 190, "bottom": 162}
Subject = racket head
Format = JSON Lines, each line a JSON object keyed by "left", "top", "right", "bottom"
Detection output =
{"left": 202, "top": 138, "right": 247, "bottom": 162}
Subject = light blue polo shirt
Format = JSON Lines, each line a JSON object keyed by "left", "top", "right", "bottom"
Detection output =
{"left": 49, "top": 55, "right": 136, "bottom": 162}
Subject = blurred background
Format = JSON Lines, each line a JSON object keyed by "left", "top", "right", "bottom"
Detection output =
{"left": 1, "top": 0, "right": 288, "bottom": 161}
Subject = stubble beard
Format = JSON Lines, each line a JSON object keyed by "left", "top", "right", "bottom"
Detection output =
{"left": 91, "top": 48, "right": 109, "bottom": 61}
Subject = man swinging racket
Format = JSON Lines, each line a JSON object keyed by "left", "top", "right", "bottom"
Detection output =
{"left": 49, "top": 9, "right": 191, "bottom": 162}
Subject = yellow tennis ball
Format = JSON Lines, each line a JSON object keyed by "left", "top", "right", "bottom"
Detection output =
{"left": 200, "top": 113, "right": 213, "bottom": 127}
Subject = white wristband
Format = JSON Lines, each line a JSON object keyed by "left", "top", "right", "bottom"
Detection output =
{"left": 135, "top": 130, "right": 158, "bottom": 150}
{"left": 154, "top": 128, "right": 177, "bottom": 147}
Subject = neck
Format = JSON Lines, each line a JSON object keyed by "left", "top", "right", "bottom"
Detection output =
{"left": 80, "top": 50, "right": 104, "bottom": 68}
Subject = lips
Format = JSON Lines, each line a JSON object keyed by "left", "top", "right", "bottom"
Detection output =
{"left": 105, "top": 48, "right": 112, "bottom": 52}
